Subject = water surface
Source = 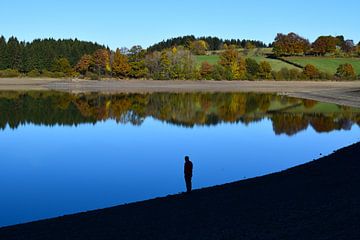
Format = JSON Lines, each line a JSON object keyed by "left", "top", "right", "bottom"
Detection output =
{"left": 1, "top": 91, "right": 359, "bottom": 227}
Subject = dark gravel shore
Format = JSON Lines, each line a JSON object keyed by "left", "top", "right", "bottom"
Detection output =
{"left": 1, "top": 142, "right": 359, "bottom": 240}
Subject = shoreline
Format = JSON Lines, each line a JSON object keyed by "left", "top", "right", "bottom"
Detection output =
{"left": 0, "top": 78, "right": 360, "bottom": 108}
{"left": 1, "top": 142, "right": 359, "bottom": 239}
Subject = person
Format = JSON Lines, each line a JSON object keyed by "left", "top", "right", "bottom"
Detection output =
{"left": 184, "top": 156, "right": 193, "bottom": 193}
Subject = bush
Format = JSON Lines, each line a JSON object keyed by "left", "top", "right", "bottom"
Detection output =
{"left": 0, "top": 69, "right": 21, "bottom": 78}
{"left": 245, "top": 58, "right": 260, "bottom": 77}
{"left": 85, "top": 71, "right": 101, "bottom": 80}
{"left": 319, "top": 72, "right": 333, "bottom": 80}
{"left": 289, "top": 68, "right": 301, "bottom": 80}
{"left": 335, "top": 63, "right": 356, "bottom": 80}
{"left": 200, "top": 61, "right": 213, "bottom": 80}
{"left": 303, "top": 64, "right": 320, "bottom": 79}
{"left": 27, "top": 69, "right": 41, "bottom": 77}
{"left": 274, "top": 67, "right": 291, "bottom": 80}
{"left": 212, "top": 65, "right": 225, "bottom": 80}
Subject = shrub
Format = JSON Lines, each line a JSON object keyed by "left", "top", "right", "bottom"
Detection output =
{"left": 0, "top": 69, "right": 20, "bottom": 78}
{"left": 85, "top": 71, "right": 101, "bottom": 80}
{"left": 335, "top": 63, "right": 356, "bottom": 80}
{"left": 277, "top": 67, "right": 290, "bottom": 80}
{"left": 245, "top": 58, "right": 260, "bottom": 77}
{"left": 258, "top": 61, "right": 272, "bottom": 79}
{"left": 27, "top": 70, "right": 41, "bottom": 77}
{"left": 212, "top": 65, "right": 225, "bottom": 80}
{"left": 200, "top": 61, "right": 213, "bottom": 80}
{"left": 303, "top": 64, "right": 320, "bottom": 79}
{"left": 289, "top": 68, "right": 301, "bottom": 80}
{"left": 319, "top": 72, "right": 333, "bottom": 80}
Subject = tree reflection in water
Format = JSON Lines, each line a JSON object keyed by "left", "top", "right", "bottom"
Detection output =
{"left": 0, "top": 91, "right": 359, "bottom": 136}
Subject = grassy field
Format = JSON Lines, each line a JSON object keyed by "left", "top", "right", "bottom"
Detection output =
{"left": 196, "top": 49, "right": 360, "bottom": 74}
{"left": 196, "top": 55, "right": 300, "bottom": 71}
{"left": 284, "top": 57, "right": 360, "bottom": 74}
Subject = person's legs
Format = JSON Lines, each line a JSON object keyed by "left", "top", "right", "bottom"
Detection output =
{"left": 185, "top": 176, "right": 192, "bottom": 193}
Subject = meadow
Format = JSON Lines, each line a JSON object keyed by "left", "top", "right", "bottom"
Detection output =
{"left": 283, "top": 57, "right": 360, "bottom": 74}
{"left": 196, "top": 52, "right": 300, "bottom": 71}
{"left": 196, "top": 48, "right": 360, "bottom": 75}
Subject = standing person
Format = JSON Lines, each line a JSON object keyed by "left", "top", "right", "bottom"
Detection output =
{"left": 184, "top": 156, "right": 193, "bottom": 193}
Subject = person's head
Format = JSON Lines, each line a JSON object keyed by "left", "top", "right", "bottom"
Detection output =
{"left": 185, "top": 156, "right": 189, "bottom": 162}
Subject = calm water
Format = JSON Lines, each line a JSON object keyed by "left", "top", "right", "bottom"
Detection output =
{"left": 0, "top": 91, "right": 359, "bottom": 227}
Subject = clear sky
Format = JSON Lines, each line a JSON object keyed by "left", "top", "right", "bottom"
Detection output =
{"left": 1, "top": 0, "right": 359, "bottom": 49}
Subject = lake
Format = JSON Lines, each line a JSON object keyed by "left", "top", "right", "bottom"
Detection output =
{"left": 0, "top": 91, "right": 359, "bottom": 227}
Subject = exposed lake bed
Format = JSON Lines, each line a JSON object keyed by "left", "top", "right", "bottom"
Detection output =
{"left": 1, "top": 78, "right": 360, "bottom": 108}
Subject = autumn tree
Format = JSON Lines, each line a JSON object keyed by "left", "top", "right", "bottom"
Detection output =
{"left": 273, "top": 32, "right": 310, "bottom": 56}
{"left": 245, "top": 42, "right": 255, "bottom": 49}
{"left": 219, "top": 46, "right": 246, "bottom": 80}
{"left": 200, "top": 61, "right": 213, "bottom": 80}
{"left": 189, "top": 40, "right": 209, "bottom": 55}
{"left": 112, "top": 48, "right": 131, "bottom": 78}
{"left": 258, "top": 61, "right": 272, "bottom": 79}
{"left": 341, "top": 40, "right": 355, "bottom": 54}
{"left": 335, "top": 63, "right": 356, "bottom": 80}
{"left": 159, "top": 51, "right": 171, "bottom": 79}
{"left": 92, "top": 49, "right": 111, "bottom": 75}
{"left": 303, "top": 64, "right": 320, "bottom": 79}
{"left": 145, "top": 48, "right": 197, "bottom": 80}
{"left": 75, "top": 54, "right": 93, "bottom": 75}
{"left": 312, "top": 36, "right": 337, "bottom": 55}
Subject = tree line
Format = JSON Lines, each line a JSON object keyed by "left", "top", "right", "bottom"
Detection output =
{"left": 273, "top": 32, "right": 360, "bottom": 57}
{"left": 0, "top": 36, "right": 104, "bottom": 73}
{"left": 0, "top": 34, "right": 359, "bottom": 80}
{"left": 147, "top": 35, "right": 267, "bottom": 52}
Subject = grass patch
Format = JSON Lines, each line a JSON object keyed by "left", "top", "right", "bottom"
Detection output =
{"left": 196, "top": 54, "right": 300, "bottom": 71}
{"left": 284, "top": 57, "right": 360, "bottom": 75}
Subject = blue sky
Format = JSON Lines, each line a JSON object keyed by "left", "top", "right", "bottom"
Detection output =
{"left": 1, "top": 0, "right": 359, "bottom": 49}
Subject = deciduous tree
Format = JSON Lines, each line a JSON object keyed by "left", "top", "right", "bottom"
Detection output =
{"left": 92, "top": 49, "right": 111, "bottom": 75}
{"left": 200, "top": 61, "right": 213, "bottom": 80}
{"left": 312, "top": 36, "right": 337, "bottom": 55}
{"left": 273, "top": 33, "right": 310, "bottom": 56}
{"left": 189, "top": 40, "right": 208, "bottom": 55}
{"left": 75, "top": 54, "right": 93, "bottom": 75}
{"left": 335, "top": 63, "right": 356, "bottom": 80}
{"left": 112, "top": 48, "right": 131, "bottom": 78}
{"left": 258, "top": 61, "right": 272, "bottom": 79}
{"left": 52, "top": 57, "right": 72, "bottom": 75}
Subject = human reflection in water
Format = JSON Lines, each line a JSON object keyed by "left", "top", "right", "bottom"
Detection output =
{"left": 184, "top": 156, "right": 193, "bottom": 193}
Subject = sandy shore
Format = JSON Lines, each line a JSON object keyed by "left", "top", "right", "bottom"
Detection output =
{"left": 1, "top": 142, "right": 359, "bottom": 239}
{"left": 0, "top": 78, "right": 360, "bottom": 108}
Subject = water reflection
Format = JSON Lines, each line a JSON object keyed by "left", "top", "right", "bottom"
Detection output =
{"left": 0, "top": 91, "right": 359, "bottom": 135}
{"left": 1, "top": 91, "right": 360, "bottom": 227}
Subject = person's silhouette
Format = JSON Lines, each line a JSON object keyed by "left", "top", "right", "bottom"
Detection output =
{"left": 184, "top": 156, "right": 193, "bottom": 193}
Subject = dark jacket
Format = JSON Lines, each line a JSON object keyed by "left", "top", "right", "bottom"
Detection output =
{"left": 184, "top": 160, "right": 193, "bottom": 178}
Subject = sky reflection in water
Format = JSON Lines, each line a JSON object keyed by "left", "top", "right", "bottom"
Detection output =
{"left": 0, "top": 91, "right": 359, "bottom": 227}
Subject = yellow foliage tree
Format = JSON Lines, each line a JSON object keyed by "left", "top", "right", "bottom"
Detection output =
{"left": 112, "top": 48, "right": 131, "bottom": 78}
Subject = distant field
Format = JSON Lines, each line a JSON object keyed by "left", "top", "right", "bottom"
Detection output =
{"left": 196, "top": 55, "right": 220, "bottom": 65}
{"left": 284, "top": 57, "right": 360, "bottom": 74}
{"left": 196, "top": 54, "right": 300, "bottom": 71}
